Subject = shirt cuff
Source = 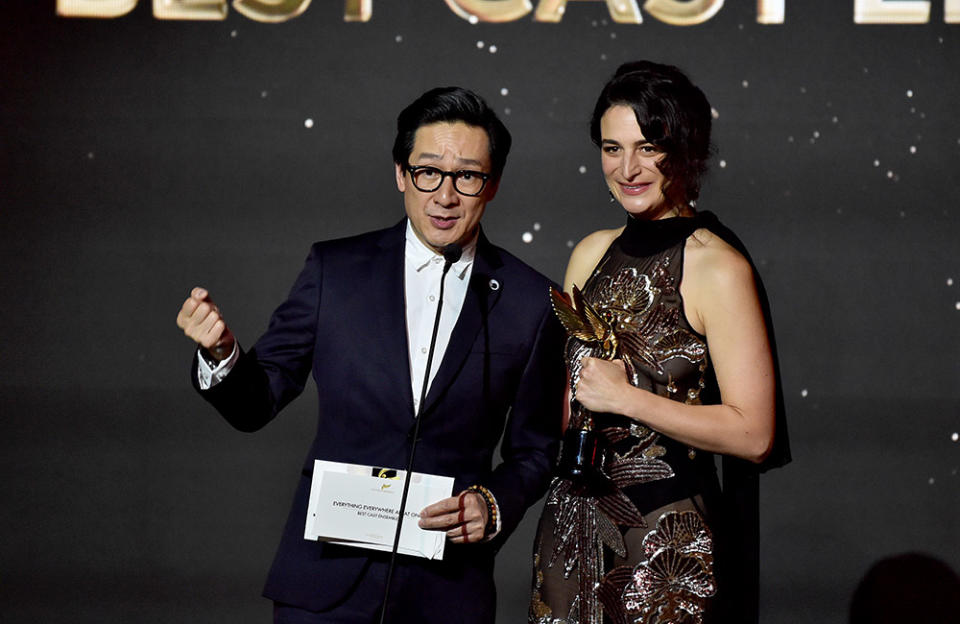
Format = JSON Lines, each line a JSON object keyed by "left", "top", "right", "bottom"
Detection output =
{"left": 196, "top": 342, "right": 240, "bottom": 390}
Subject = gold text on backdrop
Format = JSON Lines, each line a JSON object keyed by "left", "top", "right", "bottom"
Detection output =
{"left": 56, "top": 0, "right": 960, "bottom": 23}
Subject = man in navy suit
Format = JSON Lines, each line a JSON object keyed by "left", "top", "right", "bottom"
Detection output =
{"left": 176, "top": 87, "right": 565, "bottom": 623}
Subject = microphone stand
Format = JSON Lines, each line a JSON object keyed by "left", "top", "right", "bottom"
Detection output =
{"left": 378, "top": 243, "right": 462, "bottom": 624}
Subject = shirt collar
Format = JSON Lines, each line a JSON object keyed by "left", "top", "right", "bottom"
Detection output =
{"left": 405, "top": 219, "right": 477, "bottom": 280}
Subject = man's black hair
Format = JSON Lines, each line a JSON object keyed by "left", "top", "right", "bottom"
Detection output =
{"left": 392, "top": 87, "right": 511, "bottom": 180}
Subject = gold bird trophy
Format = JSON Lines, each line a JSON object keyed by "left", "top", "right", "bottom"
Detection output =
{"left": 549, "top": 285, "right": 624, "bottom": 485}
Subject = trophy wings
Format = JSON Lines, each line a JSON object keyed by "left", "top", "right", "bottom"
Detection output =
{"left": 549, "top": 286, "right": 619, "bottom": 360}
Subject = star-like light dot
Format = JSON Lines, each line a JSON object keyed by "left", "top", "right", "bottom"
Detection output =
{"left": 711, "top": 107, "right": 720, "bottom": 120}
{"left": 873, "top": 159, "right": 880, "bottom": 167}
{"left": 395, "top": 35, "right": 403, "bottom": 43}
{"left": 304, "top": 118, "right": 314, "bottom": 128}
{"left": 909, "top": 146, "right": 917, "bottom": 154}
{"left": 813, "top": 130, "right": 821, "bottom": 139}
{"left": 719, "top": 160, "right": 727, "bottom": 168}
{"left": 567, "top": 240, "right": 575, "bottom": 248}
{"left": 533, "top": 222, "right": 542, "bottom": 232}
{"left": 955, "top": 301, "right": 960, "bottom": 310}
{"left": 947, "top": 278, "right": 954, "bottom": 286}
{"left": 476, "top": 41, "right": 484, "bottom": 48}
{"left": 469, "top": 15, "right": 479, "bottom": 24}
{"left": 500, "top": 88, "right": 509, "bottom": 96}
{"left": 886, "top": 170, "right": 894, "bottom": 179}
{"left": 86, "top": 152, "right": 95, "bottom": 160}
{"left": 489, "top": 45, "right": 498, "bottom": 53}
{"left": 230, "top": 30, "right": 237, "bottom": 38}
{"left": 741, "top": 80, "right": 749, "bottom": 88}
{"left": 522, "top": 232, "right": 533, "bottom": 243}
{"left": 951, "top": 432, "right": 959, "bottom": 442}
{"left": 504, "top": 107, "right": 511, "bottom": 115}
{"left": 928, "top": 477, "right": 935, "bottom": 485}
{"left": 906, "top": 89, "right": 914, "bottom": 98}
{"left": 801, "top": 389, "right": 808, "bottom": 398}
{"left": 579, "top": 165, "right": 587, "bottom": 174}
{"left": 261, "top": 90, "right": 268, "bottom": 98}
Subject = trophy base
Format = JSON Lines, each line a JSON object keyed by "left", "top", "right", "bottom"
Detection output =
{"left": 557, "top": 427, "right": 607, "bottom": 486}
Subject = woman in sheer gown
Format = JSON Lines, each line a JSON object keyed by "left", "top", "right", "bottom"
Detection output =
{"left": 529, "top": 61, "right": 787, "bottom": 624}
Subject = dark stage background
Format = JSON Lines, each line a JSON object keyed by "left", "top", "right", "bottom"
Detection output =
{"left": 1, "top": 1, "right": 958, "bottom": 622}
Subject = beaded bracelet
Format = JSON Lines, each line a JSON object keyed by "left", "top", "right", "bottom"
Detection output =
{"left": 467, "top": 484, "right": 497, "bottom": 538}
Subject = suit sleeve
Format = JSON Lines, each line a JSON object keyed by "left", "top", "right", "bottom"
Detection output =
{"left": 484, "top": 303, "right": 566, "bottom": 540}
{"left": 191, "top": 244, "right": 323, "bottom": 432}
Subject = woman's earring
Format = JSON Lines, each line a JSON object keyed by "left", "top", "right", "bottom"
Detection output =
{"left": 608, "top": 190, "right": 616, "bottom": 203}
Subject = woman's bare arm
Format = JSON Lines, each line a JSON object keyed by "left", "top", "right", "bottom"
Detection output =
{"left": 574, "top": 232, "right": 776, "bottom": 463}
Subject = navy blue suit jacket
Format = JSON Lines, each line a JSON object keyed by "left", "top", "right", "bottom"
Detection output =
{"left": 194, "top": 220, "right": 565, "bottom": 612}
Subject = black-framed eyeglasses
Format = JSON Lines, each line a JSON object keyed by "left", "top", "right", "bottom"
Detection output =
{"left": 405, "top": 164, "right": 491, "bottom": 197}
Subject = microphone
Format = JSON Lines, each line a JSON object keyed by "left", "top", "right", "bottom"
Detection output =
{"left": 441, "top": 242, "right": 462, "bottom": 266}
{"left": 378, "top": 240, "right": 461, "bottom": 624}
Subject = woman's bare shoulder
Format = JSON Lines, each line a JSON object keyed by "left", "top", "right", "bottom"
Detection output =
{"left": 685, "top": 227, "right": 751, "bottom": 281}
{"left": 682, "top": 227, "right": 757, "bottom": 333}
{"left": 574, "top": 228, "right": 623, "bottom": 258}
{"left": 564, "top": 227, "right": 623, "bottom": 291}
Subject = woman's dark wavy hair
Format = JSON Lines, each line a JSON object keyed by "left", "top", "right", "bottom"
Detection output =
{"left": 392, "top": 86, "right": 511, "bottom": 181}
{"left": 590, "top": 61, "right": 713, "bottom": 209}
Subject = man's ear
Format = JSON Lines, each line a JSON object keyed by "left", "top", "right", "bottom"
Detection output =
{"left": 395, "top": 163, "right": 406, "bottom": 192}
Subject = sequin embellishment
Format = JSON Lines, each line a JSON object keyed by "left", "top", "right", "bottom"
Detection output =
{"left": 622, "top": 511, "right": 716, "bottom": 624}
{"left": 531, "top": 243, "right": 714, "bottom": 624}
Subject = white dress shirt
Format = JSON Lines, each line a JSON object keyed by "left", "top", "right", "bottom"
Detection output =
{"left": 403, "top": 221, "right": 476, "bottom": 414}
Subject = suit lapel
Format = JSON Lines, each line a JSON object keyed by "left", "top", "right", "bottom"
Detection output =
{"left": 420, "top": 230, "right": 504, "bottom": 417}
{"left": 370, "top": 221, "right": 416, "bottom": 419}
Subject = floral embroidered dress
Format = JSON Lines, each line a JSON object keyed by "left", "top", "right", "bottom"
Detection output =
{"left": 530, "top": 214, "right": 725, "bottom": 624}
